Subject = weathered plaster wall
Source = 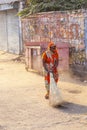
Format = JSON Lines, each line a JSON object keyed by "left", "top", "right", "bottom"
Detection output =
{"left": 22, "top": 10, "right": 87, "bottom": 72}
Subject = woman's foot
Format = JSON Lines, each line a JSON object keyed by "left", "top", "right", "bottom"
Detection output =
{"left": 45, "top": 91, "right": 49, "bottom": 99}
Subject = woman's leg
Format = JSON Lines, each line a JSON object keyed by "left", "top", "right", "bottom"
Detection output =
{"left": 44, "top": 71, "right": 50, "bottom": 99}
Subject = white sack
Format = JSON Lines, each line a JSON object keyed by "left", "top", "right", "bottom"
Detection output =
{"left": 49, "top": 73, "right": 63, "bottom": 107}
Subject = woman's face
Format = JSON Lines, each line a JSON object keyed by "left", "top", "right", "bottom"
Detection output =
{"left": 50, "top": 45, "right": 56, "bottom": 52}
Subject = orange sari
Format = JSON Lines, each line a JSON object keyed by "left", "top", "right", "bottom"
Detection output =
{"left": 42, "top": 48, "right": 59, "bottom": 91}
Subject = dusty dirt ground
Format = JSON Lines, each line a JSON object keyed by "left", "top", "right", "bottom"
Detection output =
{"left": 0, "top": 51, "right": 87, "bottom": 130}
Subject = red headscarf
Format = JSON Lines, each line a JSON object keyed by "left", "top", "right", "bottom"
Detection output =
{"left": 48, "top": 41, "right": 55, "bottom": 48}
{"left": 48, "top": 41, "right": 57, "bottom": 54}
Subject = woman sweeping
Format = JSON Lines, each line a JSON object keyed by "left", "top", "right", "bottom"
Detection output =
{"left": 42, "top": 41, "right": 59, "bottom": 99}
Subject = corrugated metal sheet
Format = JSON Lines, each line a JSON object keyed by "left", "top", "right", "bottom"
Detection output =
{"left": 0, "top": 0, "right": 20, "bottom": 4}
{"left": 0, "top": 9, "right": 20, "bottom": 54}
{"left": 0, "top": 11, "right": 7, "bottom": 51}
{"left": 7, "top": 9, "right": 20, "bottom": 54}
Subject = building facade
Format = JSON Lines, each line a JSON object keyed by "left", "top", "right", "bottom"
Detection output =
{"left": 0, "top": 0, "right": 24, "bottom": 54}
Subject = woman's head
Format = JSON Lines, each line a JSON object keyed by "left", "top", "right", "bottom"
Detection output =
{"left": 48, "top": 41, "right": 56, "bottom": 52}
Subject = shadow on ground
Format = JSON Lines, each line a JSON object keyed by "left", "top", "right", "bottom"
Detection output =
{"left": 55, "top": 102, "right": 87, "bottom": 115}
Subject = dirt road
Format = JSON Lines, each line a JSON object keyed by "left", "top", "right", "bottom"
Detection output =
{"left": 0, "top": 51, "right": 87, "bottom": 130}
